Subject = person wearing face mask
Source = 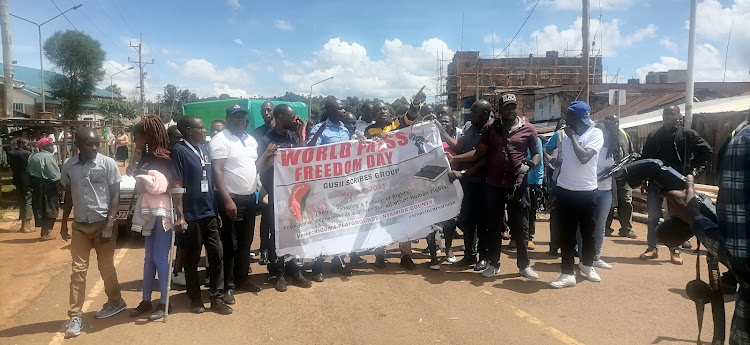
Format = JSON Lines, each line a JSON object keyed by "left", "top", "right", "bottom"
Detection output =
{"left": 638, "top": 105, "right": 712, "bottom": 264}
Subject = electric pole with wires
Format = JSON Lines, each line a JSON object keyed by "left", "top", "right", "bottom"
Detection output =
{"left": 129, "top": 33, "right": 153, "bottom": 117}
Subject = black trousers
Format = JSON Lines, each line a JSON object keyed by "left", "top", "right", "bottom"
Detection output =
{"left": 427, "top": 218, "right": 457, "bottom": 257}
{"left": 555, "top": 187, "right": 597, "bottom": 274}
{"left": 259, "top": 203, "right": 272, "bottom": 255}
{"left": 549, "top": 207, "right": 561, "bottom": 251}
{"left": 528, "top": 184, "right": 541, "bottom": 241}
{"left": 219, "top": 193, "right": 256, "bottom": 290}
{"left": 457, "top": 180, "right": 486, "bottom": 256}
{"left": 485, "top": 183, "right": 530, "bottom": 269}
{"left": 31, "top": 176, "right": 59, "bottom": 236}
{"left": 184, "top": 217, "right": 224, "bottom": 301}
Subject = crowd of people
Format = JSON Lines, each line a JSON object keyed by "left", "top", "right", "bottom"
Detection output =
{"left": 7, "top": 88, "right": 750, "bottom": 342}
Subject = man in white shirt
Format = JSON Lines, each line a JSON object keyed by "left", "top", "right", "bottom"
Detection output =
{"left": 549, "top": 101, "right": 604, "bottom": 289}
{"left": 210, "top": 104, "right": 262, "bottom": 303}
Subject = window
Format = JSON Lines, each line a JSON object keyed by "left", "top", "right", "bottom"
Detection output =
{"left": 540, "top": 70, "right": 550, "bottom": 80}
{"left": 12, "top": 103, "right": 24, "bottom": 113}
{"left": 463, "top": 61, "right": 470, "bottom": 68}
{"left": 516, "top": 70, "right": 526, "bottom": 80}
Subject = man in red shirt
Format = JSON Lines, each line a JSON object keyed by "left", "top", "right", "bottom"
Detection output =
{"left": 453, "top": 94, "right": 540, "bottom": 279}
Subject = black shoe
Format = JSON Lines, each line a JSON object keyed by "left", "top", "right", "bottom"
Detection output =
{"left": 292, "top": 271, "right": 313, "bottom": 288}
{"left": 210, "top": 300, "right": 233, "bottom": 315}
{"left": 574, "top": 250, "right": 580, "bottom": 258}
{"left": 605, "top": 229, "right": 616, "bottom": 237}
{"left": 223, "top": 289, "right": 236, "bottom": 305}
{"left": 129, "top": 300, "right": 152, "bottom": 318}
{"left": 400, "top": 255, "right": 416, "bottom": 271}
{"left": 374, "top": 255, "right": 386, "bottom": 269}
{"left": 147, "top": 303, "right": 172, "bottom": 321}
{"left": 239, "top": 282, "right": 262, "bottom": 293}
{"left": 311, "top": 272, "right": 324, "bottom": 282}
{"left": 547, "top": 249, "right": 559, "bottom": 257}
{"left": 349, "top": 253, "right": 367, "bottom": 265}
{"left": 474, "top": 259, "right": 489, "bottom": 272}
{"left": 190, "top": 299, "right": 205, "bottom": 314}
{"left": 275, "top": 276, "right": 288, "bottom": 292}
{"left": 259, "top": 250, "right": 269, "bottom": 266}
{"left": 452, "top": 254, "right": 477, "bottom": 268}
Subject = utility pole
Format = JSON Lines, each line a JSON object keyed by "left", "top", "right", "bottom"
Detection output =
{"left": 684, "top": 0, "right": 697, "bottom": 129}
{"left": 582, "top": 0, "right": 590, "bottom": 104}
{"left": 129, "top": 34, "right": 153, "bottom": 117}
{"left": 0, "top": 0, "right": 13, "bottom": 117}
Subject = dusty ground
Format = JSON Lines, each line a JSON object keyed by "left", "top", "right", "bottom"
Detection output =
{"left": 0, "top": 209, "right": 735, "bottom": 345}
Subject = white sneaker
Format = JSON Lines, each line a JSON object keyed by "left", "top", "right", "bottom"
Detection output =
{"left": 172, "top": 272, "right": 186, "bottom": 286}
{"left": 519, "top": 266, "right": 539, "bottom": 280}
{"left": 482, "top": 265, "right": 499, "bottom": 277}
{"left": 445, "top": 255, "right": 457, "bottom": 263}
{"left": 592, "top": 259, "right": 613, "bottom": 270}
{"left": 550, "top": 274, "right": 576, "bottom": 289}
{"left": 578, "top": 263, "right": 601, "bottom": 282}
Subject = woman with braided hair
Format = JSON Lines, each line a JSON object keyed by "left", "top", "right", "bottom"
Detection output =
{"left": 576, "top": 116, "right": 622, "bottom": 270}
{"left": 128, "top": 115, "right": 176, "bottom": 321}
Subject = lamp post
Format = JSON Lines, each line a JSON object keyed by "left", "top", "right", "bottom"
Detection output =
{"left": 10, "top": 4, "right": 83, "bottom": 113}
{"left": 106, "top": 66, "right": 134, "bottom": 100}
{"left": 308, "top": 77, "right": 334, "bottom": 118}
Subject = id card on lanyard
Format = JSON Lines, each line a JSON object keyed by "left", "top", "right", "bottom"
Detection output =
{"left": 184, "top": 141, "right": 210, "bottom": 193}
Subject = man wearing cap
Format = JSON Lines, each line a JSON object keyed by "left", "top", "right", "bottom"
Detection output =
{"left": 27, "top": 137, "right": 61, "bottom": 241}
{"left": 638, "top": 105, "right": 712, "bottom": 264}
{"left": 451, "top": 94, "right": 540, "bottom": 280}
{"left": 549, "top": 101, "right": 604, "bottom": 289}
{"left": 210, "top": 104, "right": 263, "bottom": 305}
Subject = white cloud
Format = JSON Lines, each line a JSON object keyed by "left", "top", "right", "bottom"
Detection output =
{"left": 503, "top": 17, "right": 656, "bottom": 58}
{"left": 635, "top": 43, "right": 748, "bottom": 82}
{"left": 167, "top": 58, "right": 254, "bottom": 86}
{"left": 659, "top": 37, "right": 678, "bottom": 53}
{"left": 637, "top": 1, "right": 750, "bottom": 83}
{"left": 211, "top": 84, "right": 260, "bottom": 99}
{"left": 227, "top": 0, "right": 240, "bottom": 9}
{"left": 483, "top": 33, "right": 500, "bottom": 44}
{"left": 100, "top": 60, "right": 138, "bottom": 100}
{"left": 274, "top": 19, "right": 293, "bottom": 31}
{"left": 537, "top": 0, "right": 635, "bottom": 10}
{"left": 234, "top": 38, "right": 244, "bottom": 46}
{"left": 275, "top": 48, "right": 285, "bottom": 57}
{"left": 280, "top": 37, "right": 454, "bottom": 100}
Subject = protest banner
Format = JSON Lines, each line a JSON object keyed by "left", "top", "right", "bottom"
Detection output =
{"left": 273, "top": 122, "right": 462, "bottom": 258}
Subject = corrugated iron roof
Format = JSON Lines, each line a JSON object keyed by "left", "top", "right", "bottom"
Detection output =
{"left": 620, "top": 95, "right": 750, "bottom": 129}
{"left": 592, "top": 92, "right": 684, "bottom": 121}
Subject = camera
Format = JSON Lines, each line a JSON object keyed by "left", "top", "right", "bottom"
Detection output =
{"left": 613, "top": 158, "right": 717, "bottom": 248}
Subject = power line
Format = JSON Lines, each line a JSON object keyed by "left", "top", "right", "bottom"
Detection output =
{"left": 49, "top": 0, "right": 79, "bottom": 31}
{"left": 493, "top": 0, "right": 540, "bottom": 58}
{"left": 109, "top": 0, "right": 136, "bottom": 37}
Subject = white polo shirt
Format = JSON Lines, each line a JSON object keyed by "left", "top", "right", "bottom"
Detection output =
{"left": 556, "top": 126, "right": 604, "bottom": 192}
{"left": 209, "top": 129, "right": 259, "bottom": 195}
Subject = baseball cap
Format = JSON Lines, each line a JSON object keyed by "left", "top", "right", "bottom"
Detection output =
{"left": 36, "top": 137, "right": 54, "bottom": 149}
{"left": 501, "top": 93, "right": 517, "bottom": 107}
{"left": 567, "top": 101, "right": 594, "bottom": 126}
{"left": 226, "top": 104, "right": 248, "bottom": 116}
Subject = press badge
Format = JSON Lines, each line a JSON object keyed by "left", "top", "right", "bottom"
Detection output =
{"left": 201, "top": 169, "right": 209, "bottom": 193}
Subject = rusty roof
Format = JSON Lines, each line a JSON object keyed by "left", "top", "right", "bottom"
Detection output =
{"left": 592, "top": 92, "right": 684, "bottom": 121}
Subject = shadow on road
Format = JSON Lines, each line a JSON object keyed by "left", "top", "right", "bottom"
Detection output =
{"left": 605, "top": 256, "right": 663, "bottom": 266}
{"left": 610, "top": 239, "right": 647, "bottom": 246}
{"left": 494, "top": 279, "right": 550, "bottom": 294}
{"left": 651, "top": 336, "right": 703, "bottom": 344}
{"left": 0, "top": 319, "right": 67, "bottom": 338}
{"left": 0, "top": 238, "right": 44, "bottom": 244}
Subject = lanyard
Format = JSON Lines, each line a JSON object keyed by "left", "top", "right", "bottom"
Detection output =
{"left": 183, "top": 141, "right": 206, "bottom": 167}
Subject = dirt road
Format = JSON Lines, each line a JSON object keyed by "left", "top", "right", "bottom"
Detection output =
{"left": 0, "top": 212, "right": 735, "bottom": 345}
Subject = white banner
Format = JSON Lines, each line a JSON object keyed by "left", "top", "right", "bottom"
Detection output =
{"left": 273, "top": 122, "right": 462, "bottom": 258}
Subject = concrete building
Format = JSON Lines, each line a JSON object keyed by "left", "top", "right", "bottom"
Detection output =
{"left": 446, "top": 50, "right": 603, "bottom": 110}
{"left": 645, "top": 70, "right": 688, "bottom": 84}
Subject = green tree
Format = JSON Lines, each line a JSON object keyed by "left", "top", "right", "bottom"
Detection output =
{"left": 43, "top": 30, "right": 106, "bottom": 119}
{"left": 104, "top": 84, "right": 122, "bottom": 96}
{"left": 97, "top": 99, "right": 137, "bottom": 125}
{"left": 391, "top": 96, "right": 409, "bottom": 111}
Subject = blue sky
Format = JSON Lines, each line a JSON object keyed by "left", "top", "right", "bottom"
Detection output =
{"left": 6, "top": 0, "right": 749, "bottom": 102}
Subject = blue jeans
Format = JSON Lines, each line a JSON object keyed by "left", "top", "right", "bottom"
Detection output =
{"left": 577, "top": 190, "right": 612, "bottom": 260}
{"left": 142, "top": 217, "right": 173, "bottom": 304}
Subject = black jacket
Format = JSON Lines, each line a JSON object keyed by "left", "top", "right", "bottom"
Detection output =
{"left": 641, "top": 125, "right": 712, "bottom": 175}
